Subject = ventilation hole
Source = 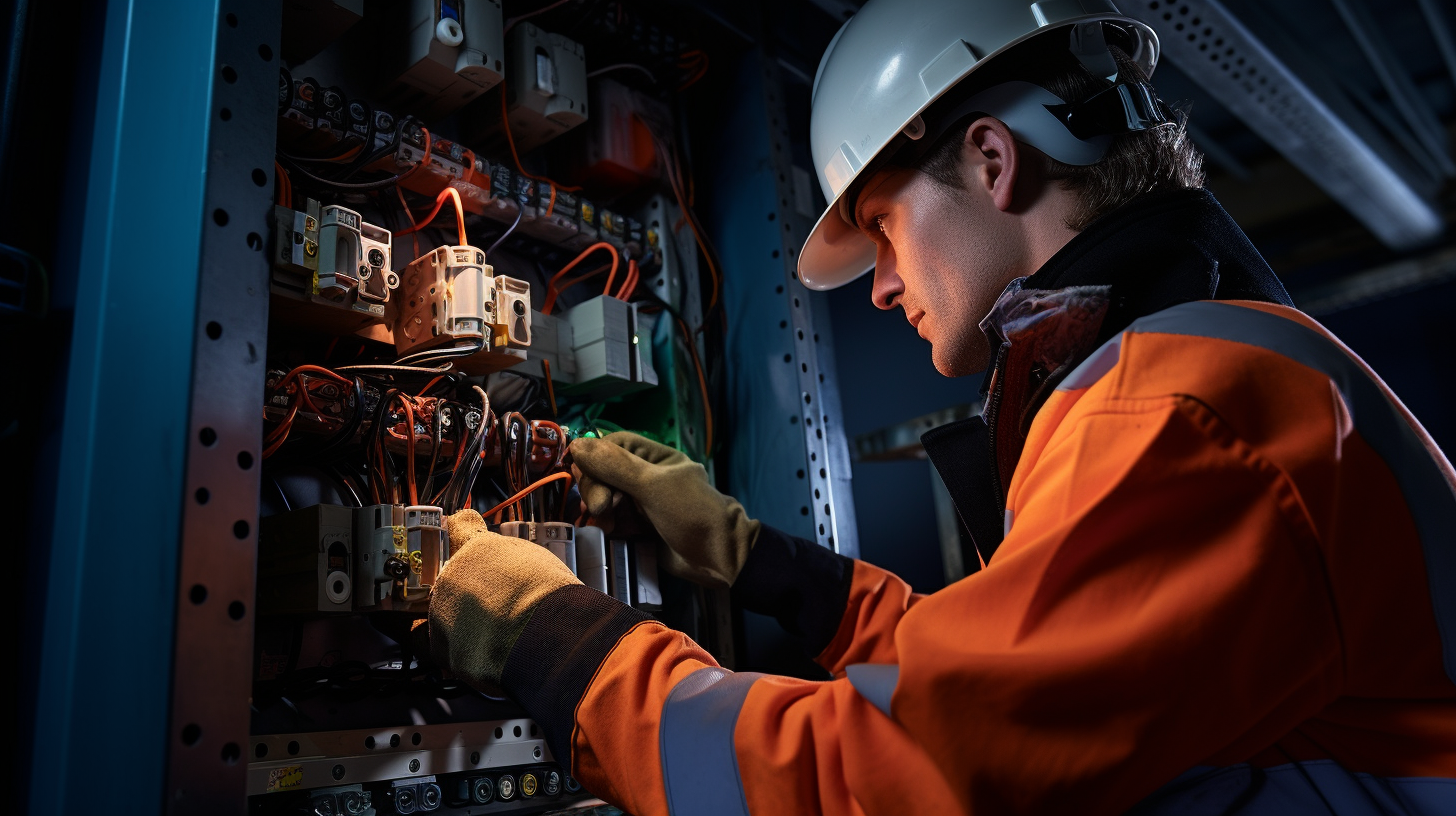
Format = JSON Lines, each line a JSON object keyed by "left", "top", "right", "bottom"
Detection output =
{"left": 804, "top": 394, "right": 812, "bottom": 405}
{"left": 1163, "top": 11, "right": 1172, "bottom": 19}
{"left": 819, "top": 373, "right": 824, "bottom": 382}
{"left": 190, "top": 584, "right": 207, "bottom": 605}
{"left": 1191, "top": 16, "right": 1201, "bottom": 25}
{"left": 228, "top": 601, "right": 245, "bottom": 620}
{"left": 1179, "top": 4, "right": 1189, "bottom": 13}
{"left": 221, "top": 743, "right": 241, "bottom": 764}
{"left": 819, "top": 468, "right": 827, "bottom": 478}
{"left": 206, "top": 321, "right": 222, "bottom": 340}
{"left": 793, "top": 297, "right": 800, "bottom": 307}
{"left": 221, "top": 65, "right": 237, "bottom": 84}
{"left": 195, "top": 487, "right": 210, "bottom": 505}
{"left": 530, "top": 724, "right": 538, "bottom": 736}
{"left": 801, "top": 363, "right": 808, "bottom": 372}
{"left": 513, "top": 726, "right": 522, "bottom": 737}
{"left": 1199, "top": 43, "right": 1208, "bottom": 51}
{"left": 813, "top": 333, "right": 820, "bottom": 342}
{"left": 1215, "top": 38, "right": 1224, "bottom": 46}
{"left": 1148, "top": 1, "right": 1159, "bottom": 7}
{"left": 182, "top": 724, "right": 202, "bottom": 746}
{"left": 238, "top": 451, "right": 254, "bottom": 470}
{"left": 494, "top": 728, "right": 504, "bottom": 739}
{"left": 247, "top": 232, "right": 263, "bottom": 250}
{"left": 1187, "top": 32, "right": 1195, "bottom": 41}
{"left": 1204, "top": 27, "right": 1213, "bottom": 35}
{"left": 199, "top": 427, "right": 218, "bottom": 446}
{"left": 767, "top": 212, "right": 776, "bottom": 221}
{"left": 783, "top": 354, "right": 792, "bottom": 363}
{"left": 1175, "top": 22, "right": 1184, "bottom": 30}
{"left": 779, "top": 320, "right": 788, "bottom": 328}
{"left": 800, "top": 506, "right": 809, "bottom": 516}
{"left": 796, "top": 469, "right": 805, "bottom": 479}
{"left": 213, "top": 208, "right": 229, "bottom": 226}
{"left": 225, "top": 12, "right": 237, "bottom": 27}
{"left": 796, "top": 329, "right": 804, "bottom": 340}
{"left": 1237, "top": 57, "right": 1245, "bottom": 66}
{"left": 365, "top": 736, "right": 376, "bottom": 749}
{"left": 789, "top": 415, "right": 799, "bottom": 424}
{"left": 1232, "top": 72, "right": 1241, "bottom": 79}
{"left": 255, "top": 743, "right": 268, "bottom": 759}
{"left": 811, "top": 451, "right": 818, "bottom": 461}
{"left": 258, "top": 44, "right": 273, "bottom": 61}
{"left": 771, "top": 249, "right": 780, "bottom": 258}
{"left": 470, "top": 751, "right": 481, "bottom": 765}
{"left": 251, "top": 168, "right": 267, "bottom": 186}
{"left": 775, "top": 285, "right": 784, "bottom": 294}
{"left": 233, "top": 520, "right": 250, "bottom": 539}
{"left": 412, "top": 732, "right": 422, "bottom": 746}
{"left": 819, "top": 524, "right": 825, "bottom": 534}
{"left": 824, "top": 503, "right": 831, "bottom": 515}
{"left": 814, "top": 488, "right": 821, "bottom": 499}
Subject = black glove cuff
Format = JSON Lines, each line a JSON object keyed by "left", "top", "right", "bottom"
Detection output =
{"left": 500, "top": 585, "right": 651, "bottom": 772}
{"left": 731, "top": 525, "right": 855, "bottom": 659}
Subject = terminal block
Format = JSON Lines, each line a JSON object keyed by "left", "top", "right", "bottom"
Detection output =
{"left": 376, "top": 0, "right": 505, "bottom": 120}
{"left": 257, "top": 504, "right": 355, "bottom": 615}
{"left": 505, "top": 23, "right": 588, "bottom": 151}
{"left": 394, "top": 244, "right": 492, "bottom": 357}
{"left": 272, "top": 200, "right": 394, "bottom": 331}
{"left": 499, "top": 521, "right": 576, "bottom": 573}
{"left": 317, "top": 205, "right": 398, "bottom": 306}
{"left": 353, "top": 504, "right": 447, "bottom": 611}
{"left": 306, "top": 783, "right": 374, "bottom": 816}
{"left": 389, "top": 776, "right": 442, "bottom": 814}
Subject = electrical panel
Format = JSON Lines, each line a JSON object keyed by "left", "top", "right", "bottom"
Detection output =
{"left": 249, "top": 3, "right": 724, "bottom": 813}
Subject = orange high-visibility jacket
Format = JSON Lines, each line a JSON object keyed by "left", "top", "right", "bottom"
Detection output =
{"left": 501, "top": 300, "right": 1456, "bottom": 814}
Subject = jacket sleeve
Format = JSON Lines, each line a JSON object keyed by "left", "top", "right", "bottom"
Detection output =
{"left": 730, "top": 524, "right": 928, "bottom": 675}
{"left": 500, "top": 395, "right": 1344, "bottom": 816}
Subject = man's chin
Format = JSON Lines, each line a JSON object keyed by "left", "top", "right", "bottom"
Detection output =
{"left": 930, "top": 338, "right": 990, "bottom": 378}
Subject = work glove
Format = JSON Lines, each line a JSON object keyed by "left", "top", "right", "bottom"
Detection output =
{"left": 570, "top": 432, "right": 761, "bottom": 588}
{"left": 425, "top": 509, "right": 581, "bottom": 687}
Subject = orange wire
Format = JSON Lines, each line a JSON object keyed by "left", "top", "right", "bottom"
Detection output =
{"left": 499, "top": 87, "right": 580, "bottom": 192}
{"left": 542, "top": 242, "right": 619, "bottom": 314}
{"left": 483, "top": 472, "right": 573, "bottom": 522}
{"left": 396, "top": 186, "right": 421, "bottom": 259}
{"left": 545, "top": 183, "right": 558, "bottom": 219}
{"left": 397, "top": 187, "right": 467, "bottom": 246}
{"left": 615, "top": 258, "right": 639, "bottom": 300}
{"left": 396, "top": 126, "right": 433, "bottom": 186}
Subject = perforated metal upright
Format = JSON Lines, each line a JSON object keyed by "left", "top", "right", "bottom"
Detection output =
{"left": 710, "top": 45, "right": 859, "bottom": 559}
{"left": 30, "top": 1, "right": 278, "bottom": 813}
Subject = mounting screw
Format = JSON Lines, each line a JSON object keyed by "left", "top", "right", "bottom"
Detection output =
{"left": 409, "top": 758, "right": 421, "bottom": 773}
{"left": 332, "top": 764, "right": 345, "bottom": 780}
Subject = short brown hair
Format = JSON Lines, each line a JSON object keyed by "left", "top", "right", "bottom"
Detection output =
{"left": 909, "top": 33, "right": 1205, "bottom": 230}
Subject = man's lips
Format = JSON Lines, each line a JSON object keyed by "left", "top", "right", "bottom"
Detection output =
{"left": 907, "top": 309, "right": 925, "bottom": 330}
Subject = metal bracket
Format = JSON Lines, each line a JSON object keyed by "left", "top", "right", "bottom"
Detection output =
{"left": 165, "top": 2, "right": 281, "bottom": 812}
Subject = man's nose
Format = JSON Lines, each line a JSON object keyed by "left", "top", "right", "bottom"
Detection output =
{"left": 870, "top": 251, "right": 902, "bottom": 311}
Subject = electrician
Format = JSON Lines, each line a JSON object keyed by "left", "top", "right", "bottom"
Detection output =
{"left": 423, "top": 0, "right": 1456, "bottom": 813}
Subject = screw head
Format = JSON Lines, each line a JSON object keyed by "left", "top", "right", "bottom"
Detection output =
{"left": 409, "top": 758, "right": 421, "bottom": 773}
{"left": 332, "top": 764, "right": 345, "bottom": 780}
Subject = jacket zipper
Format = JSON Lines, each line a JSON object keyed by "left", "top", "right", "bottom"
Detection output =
{"left": 982, "top": 343, "right": 1010, "bottom": 516}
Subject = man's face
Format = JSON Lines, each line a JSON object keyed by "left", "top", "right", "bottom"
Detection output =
{"left": 855, "top": 165, "right": 1022, "bottom": 377}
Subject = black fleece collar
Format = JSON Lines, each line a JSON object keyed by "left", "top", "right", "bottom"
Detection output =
{"left": 1023, "top": 186, "right": 1292, "bottom": 342}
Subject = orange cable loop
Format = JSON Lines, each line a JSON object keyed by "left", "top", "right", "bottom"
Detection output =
{"left": 396, "top": 186, "right": 467, "bottom": 246}
{"left": 542, "top": 242, "right": 619, "bottom": 314}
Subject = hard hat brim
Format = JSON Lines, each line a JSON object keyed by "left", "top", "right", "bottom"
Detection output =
{"left": 799, "top": 201, "right": 876, "bottom": 291}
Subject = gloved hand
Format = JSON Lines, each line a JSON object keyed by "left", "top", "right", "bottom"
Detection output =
{"left": 425, "top": 509, "right": 581, "bottom": 687}
{"left": 570, "top": 432, "right": 761, "bottom": 588}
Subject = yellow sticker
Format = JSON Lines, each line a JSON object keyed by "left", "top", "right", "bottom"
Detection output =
{"left": 392, "top": 526, "right": 408, "bottom": 555}
{"left": 266, "top": 765, "right": 304, "bottom": 792}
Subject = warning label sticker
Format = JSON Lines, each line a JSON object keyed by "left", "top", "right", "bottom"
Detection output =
{"left": 266, "top": 765, "right": 304, "bottom": 792}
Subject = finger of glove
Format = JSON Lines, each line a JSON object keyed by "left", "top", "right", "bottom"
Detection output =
{"left": 576, "top": 471, "right": 617, "bottom": 518}
{"left": 570, "top": 436, "right": 658, "bottom": 494}
{"left": 444, "top": 509, "right": 489, "bottom": 542}
{"left": 606, "top": 431, "right": 692, "bottom": 466}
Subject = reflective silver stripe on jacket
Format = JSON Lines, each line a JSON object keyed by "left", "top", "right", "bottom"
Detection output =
{"left": 659, "top": 667, "right": 762, "bottom": 816}
{"left": 845, "top": 663, "right": 899, "bottom": 718}
{"left": 1058, "top": 301, "right": 1456, "bottom": 682}
{"left": 1136, "top": 762, "right": 1456, "bottom": 815}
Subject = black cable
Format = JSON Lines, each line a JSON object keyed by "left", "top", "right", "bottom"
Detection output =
{"left": 277, "top": 154, "right": 405, "bottom": 191}
{"left": 486, "top": 207, "right": 524, "bottom": 258}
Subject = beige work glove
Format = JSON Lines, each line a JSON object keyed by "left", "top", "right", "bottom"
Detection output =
{"left": 570, "top": 432, "right": 761, "bottom": 588}
{"left": 425, "top": 509, "right": 580, "bottom": 687}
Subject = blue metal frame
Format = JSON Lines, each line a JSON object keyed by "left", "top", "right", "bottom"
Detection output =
{"left": 30, "top": 1, "right": 220, "bottom": 812}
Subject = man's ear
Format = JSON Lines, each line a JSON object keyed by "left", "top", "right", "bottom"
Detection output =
{"left": 961, "top": 116, "right": 1021, "bottom": 213}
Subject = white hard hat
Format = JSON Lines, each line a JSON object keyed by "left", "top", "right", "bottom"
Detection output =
{"left": 798, "top": 0, "right": 1161, "bottom": 291}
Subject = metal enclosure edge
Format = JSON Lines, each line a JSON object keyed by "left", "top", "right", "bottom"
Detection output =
{"left": 165, "top": 2, "right": 281, "bottom": 812}
{"left": 29, "top": 1, "right": 235, "bottom": 813}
